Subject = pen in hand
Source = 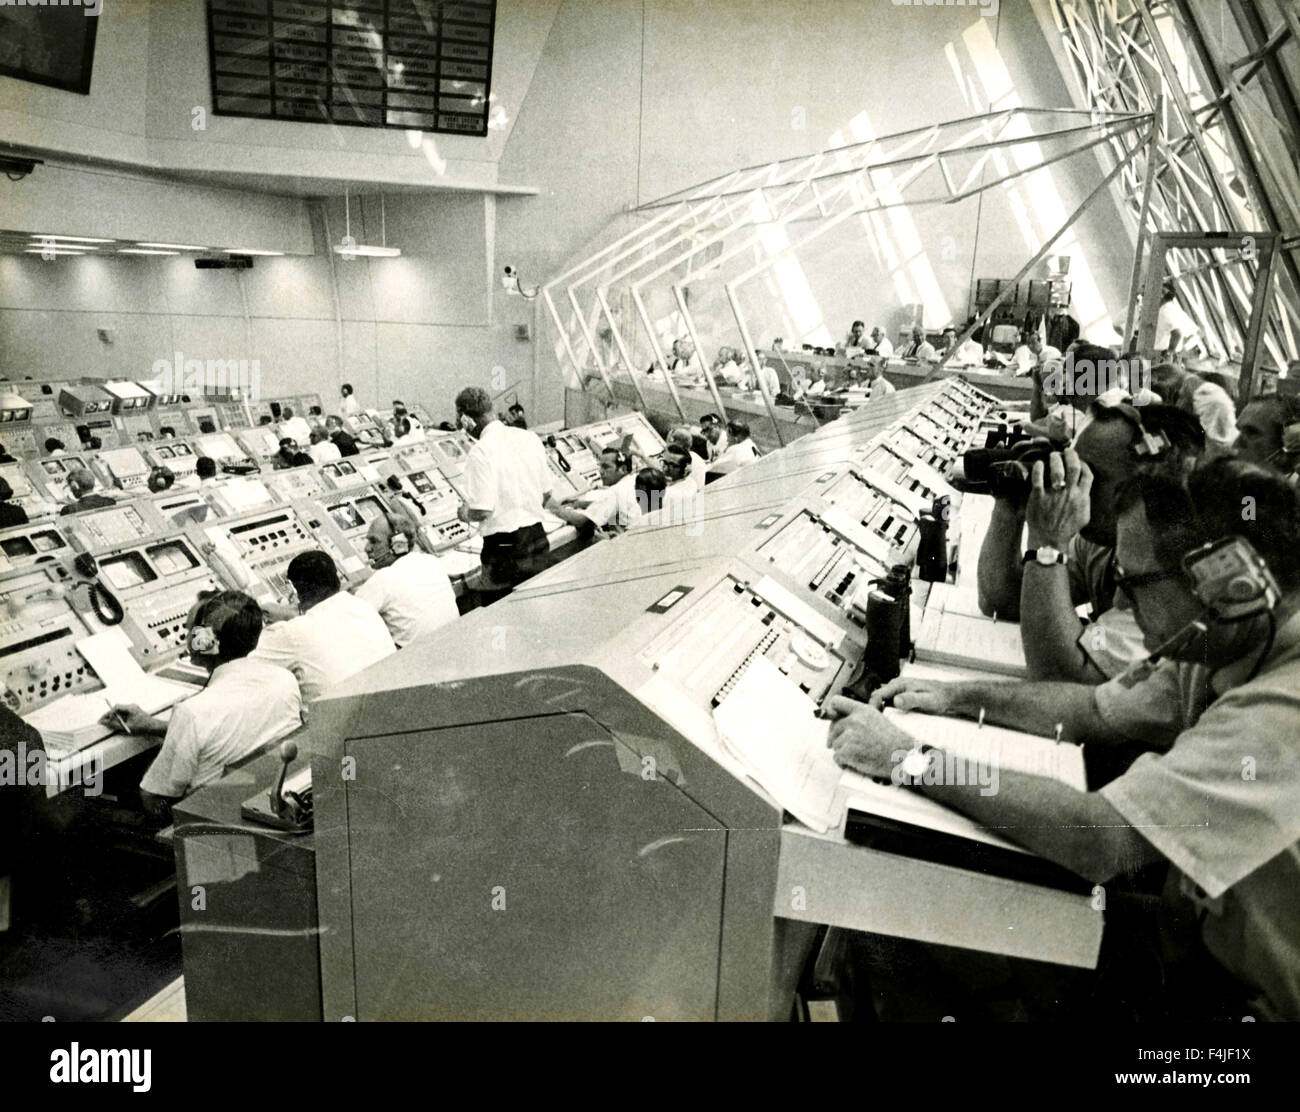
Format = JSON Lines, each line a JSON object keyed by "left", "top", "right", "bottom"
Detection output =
{"left": 104, "top": 697, "right": 130, "bottom": 735}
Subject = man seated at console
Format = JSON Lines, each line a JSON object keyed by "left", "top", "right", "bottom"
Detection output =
{"left": 976, "top": 402, "right": 1204, "bottom": 683}
{"left": 546, "top": 446, "right": 643, "bottom": 540}
{"left": 706, "top": 421, "right": 759, "bottom": 481}
{"left": 839, "top": 320, "right": 868, "bottom": 357}
{"left": 105, "top": 591, "right": 303, "bottom": 818}
{"left": 1011, "top": 331, "right": 1061, "bottom": 376}
{"left": 355, "top": 512, "right": 458, "bottom": 649}
{"left": 659, "top": 445, "right": 699, "bottom": 517}
{"left": 901, "top": 326, "right": 936, "bottom": 362}
{"left": 666, "top": 428, "right": 710, "bottom": 490}
{"left": 862, "top": 358, "right": 896, "bottom": 402}
{"left": 1234, "top": 393, "right": 1300, "bottom": 482}
{"left": 307, "top": 427, "right": 342, "bottom": 464}
{"left": 0, "top": 478, "right": 28, "bottom": 528}
{"left": 194, "top": 456, "right": 218, "bottom": 486}
{"left": 58, "top": 468, "right": 115, "bottom": 515}
{"left": 867, "top": 326, "right": 894, "bottom": 359}
{"left": 252, "top": 550, "right": 396, "bottom": 704}
{"left": 827, "top": 460, "right": 1300, "bottom": 1020}
{"left": 709, "top": 346, "right": 741, "bottom": 387}
{"left": 326, "top": 415, "right": 361, "bottom": 457}
{"left": 698, "top": 413, "right": 728, "bottom": 460}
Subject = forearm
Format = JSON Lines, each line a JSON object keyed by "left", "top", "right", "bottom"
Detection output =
{"left": 1019, "top": 564, "right": 1105, "bottom": 683}
{"left": 912, "top": 769, "right": 1157, "bottom": 883}
{"left": 946, "top": 680, "right": 1119, "bottom": 745}
{"left": 975, "top": 502, "right": 1025, "bottom": 619}
{"left": 543, "top": 494, "right": 590, "bottom": 529}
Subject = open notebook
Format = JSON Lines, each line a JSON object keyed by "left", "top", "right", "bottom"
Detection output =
{"left": 23, "top": 629, "right": 196, "bottom": 753}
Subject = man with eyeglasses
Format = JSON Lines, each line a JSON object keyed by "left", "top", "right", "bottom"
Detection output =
{"left": 825, "top": 459, "right": 1300, "bottom": 1019}
{"left": 976, "top": 399, "right": 1205, "bottom": 684}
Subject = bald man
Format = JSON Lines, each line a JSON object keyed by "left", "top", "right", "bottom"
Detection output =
{"left": 355, "top": 513, "right": 459, "bottom": 648}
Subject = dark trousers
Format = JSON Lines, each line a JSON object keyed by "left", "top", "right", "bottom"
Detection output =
{"left": 478, "top": 523, "right": 550, "bottom": 602}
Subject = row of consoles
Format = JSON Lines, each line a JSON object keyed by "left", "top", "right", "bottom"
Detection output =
{"left": 2, "top": 402, "right": 669, "bottom": 782}
{"left": 157, "top": 377, "right": 1098, "bottom": 1022}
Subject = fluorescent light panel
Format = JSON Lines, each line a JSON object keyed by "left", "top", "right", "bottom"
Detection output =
{"left": 332, "top": 244, "right": 401, "bottom": 257}
{"left": 225, "top": 248, "right": 285, "bottom": 256}
{"left": 119, "top": 248, "right": 179, "bottom": 255}
{"left": 137, "top": 242, "right": 207, "bottom": 250}
{"left": 29, "top": 234, "right": 114, "bottom": 243}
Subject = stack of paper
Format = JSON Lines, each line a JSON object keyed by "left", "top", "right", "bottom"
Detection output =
{"left": 22, "top": 629, "right": 196, "bottom": 753}
{"left": 914, "top": 588, "right": 1027, "bottom": 677}
{"left": 712, "top": 656, "right": 842, "bottom": 833}
{"left": 882, "top": 708, "right": 1086, "bottom": 790}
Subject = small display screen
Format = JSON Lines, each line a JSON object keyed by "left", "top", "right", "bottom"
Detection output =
{"left": 409, "top": 471, "right": 435, "bottom": 494}
{"left": 329, "top": 503, "right": 364, "bottom": 531}
{"left": 146, "top": 540, "right": 199, "bottom": 576}
{"left": 0, "top": 536, "right": 36, "bottom": 560}
{"left": 172, "top": 444, "right": 192, "bottom": 457}
{"left": 31, "top": 531, "right": 64, "bottom": 553}
{"left": 100, "top": 551, "right": 157, "bottom": 590}
{"left": 42, "top": 460, "right": 67, "bottom": 476}
{"left": 156, "top": 446, "right": 175, "bottom": 459}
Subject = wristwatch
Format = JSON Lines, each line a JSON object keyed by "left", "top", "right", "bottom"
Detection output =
{"left": 1022, "top": 546, "right": 1068, "bottom": 567}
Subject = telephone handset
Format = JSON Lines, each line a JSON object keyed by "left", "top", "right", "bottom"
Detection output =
{"left": 200, "top": 540, "right": 252, "bottom": 591}
{"left": 66, "top": 533, "right": 125, "bottom": 626}
{"left": 545, "top": 435, "right": 573, "bottom": 473}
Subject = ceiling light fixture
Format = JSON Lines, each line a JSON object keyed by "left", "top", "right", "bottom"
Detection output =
{"left": 119, "top": 248, "right": 180, "bottom": 255}
{"left": 137, "top": 242, "right": 207, "bottom": 250}
{"left": 334, "top": 189, "right": 401, "bottom": 258}
{"left": 29, "top": 234, "right": 113, "bottom": 243}
{"left": 224, "top": 248, "right": 285, "bottom": 256}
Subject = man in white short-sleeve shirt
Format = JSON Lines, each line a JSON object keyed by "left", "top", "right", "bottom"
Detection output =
{"left": 455, "top": 386, "right": 554, "bottom": 590}
{"left": 824, "top": 462, "right": 1300, "bottom": 1019}
{"left": 104, "top": 591, "right": 303, "bottom": 815}
{"left": 355, "top": 513, "right": 458, "bottom": 648}
{"left": 252, "top": 550, "right": 395, "bottom": 703}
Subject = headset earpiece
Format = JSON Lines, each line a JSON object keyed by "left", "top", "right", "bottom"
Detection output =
{"left": 1182, "top": 535, "right": 1281, "bottom": 622}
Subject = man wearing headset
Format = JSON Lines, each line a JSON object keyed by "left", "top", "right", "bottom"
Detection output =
{"left": 355, "top": 512, "right": 458, "bottom": 648}
{"left": 1235, "top": 392, "right": 1300, "bottom": 481}
{"left": 977, "top": 400, "right": 1205, "bottom": 684}
{"left": 104, "top": 591, "right": 303, "bottom": 817}
{"left": 827, "top": 460, "right": 1300, "bottom": 1019}
{"left": 251, "top": 550, "right": 396, "bottom": 704}
{"left": 454, "top": 385, "right": 555, "bottom": 595}
{"left": 547, "top": 446, "right": 642, "bottom": 539}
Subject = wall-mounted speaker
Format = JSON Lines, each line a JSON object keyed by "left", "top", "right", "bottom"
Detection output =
{"left": 515, "top": 323, "right": 530, "bottom": 341}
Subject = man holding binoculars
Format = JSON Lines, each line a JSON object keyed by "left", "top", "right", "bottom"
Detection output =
{"left": 973, "top": 397, "right": 1205, "bottom": 684}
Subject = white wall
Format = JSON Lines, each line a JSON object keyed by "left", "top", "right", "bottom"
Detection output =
{"left": 0, "top": 0, "right": 1134, "bottom": 422}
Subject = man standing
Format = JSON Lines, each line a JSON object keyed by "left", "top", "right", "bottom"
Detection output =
{"left": 455, "top": 385, "right": 555, "bottom": 595}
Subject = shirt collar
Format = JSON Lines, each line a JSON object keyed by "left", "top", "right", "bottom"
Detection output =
{"left": 1210, "top": 608, "right": 1300, "bottom": 694}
